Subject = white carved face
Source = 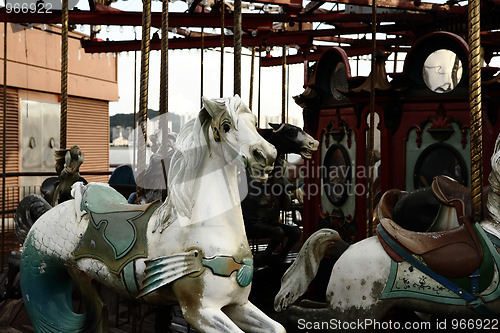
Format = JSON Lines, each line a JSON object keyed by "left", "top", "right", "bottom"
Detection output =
{"left": 203, "top": 96, "right": 277, "bottom": 182}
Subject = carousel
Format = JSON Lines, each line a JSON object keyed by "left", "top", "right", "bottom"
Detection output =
{"left": 1, "top": 0, "right": 500, "bottom": 332}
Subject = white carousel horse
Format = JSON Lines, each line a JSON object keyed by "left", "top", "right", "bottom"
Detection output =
{"left": 274, "top": 134, "right": 500, "bottom": 330}
{"left": 16, "top": 95, "right": 286, "bottom": 333}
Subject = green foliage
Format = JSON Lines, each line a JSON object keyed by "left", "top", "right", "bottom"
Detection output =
{"left": 110, "top": 109, "right": 160, "bottom": 128}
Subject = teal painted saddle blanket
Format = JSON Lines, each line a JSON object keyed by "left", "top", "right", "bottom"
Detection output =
{"left": 73, "top": 183, "right": 161, "bottom": 274}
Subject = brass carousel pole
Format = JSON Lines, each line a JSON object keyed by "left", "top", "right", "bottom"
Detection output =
{"left": 60, "top": 0, "right": 69, "bottom": 150}
{"left": 367, "top": 0, "right": 377, "bottom": 237}
{"left": 137, "top": 0, "right": 152, "bottom": 192}
{"left": 468, "top": 0, "right": 483, "bottom": 222}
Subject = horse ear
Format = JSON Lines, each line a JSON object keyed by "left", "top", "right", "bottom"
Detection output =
{"left": 269, "top": 123, "right": 281, "bottom": 131}
{"left": 202, "top": 96, "right": 222, "bottom": 119}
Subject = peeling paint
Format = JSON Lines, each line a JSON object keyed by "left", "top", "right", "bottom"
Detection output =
{"left": 38, "top": 262, "right": 47, "bottom": 274}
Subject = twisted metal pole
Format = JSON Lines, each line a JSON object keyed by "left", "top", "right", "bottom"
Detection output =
{"left": 257, "top": 48, "right": 261, "bottom": 127}
{"left": 159, "top": 0, "right": 168, "bottom": 118}
{"left": 234, "top": 0, "right": 242, "bottom": 96}
{"left": 137, "top": 0, "right": 152, "bottom": 190}
{"left": 220, "top": 0, "right": 225, "bottom": 97}
{"left": 282, "top": 45, "right": 286, "bottom": 124}
{"left": 249, "top": 47, "right": 255, "bottom": 110}
{"left": 367, "top": 0, "right": 377, "bottom": 237}
{"left": 159, "top": 0, "right": 169, "bottom": 192}
{"left": 2, "top": 22, "right": 7, "bottom": 272}
{"left": 201, "top": 26, "right": 204, "bottom": 108}
{"left": 60, "top": 0, "right": 69, "bottom": 150}
{"left": 468, "top": 0, "right": 483, "bottom": 223}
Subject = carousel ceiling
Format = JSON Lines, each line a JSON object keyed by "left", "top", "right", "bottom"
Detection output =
{"left": 1, "top": 0, "right": 500, "bottom": 66}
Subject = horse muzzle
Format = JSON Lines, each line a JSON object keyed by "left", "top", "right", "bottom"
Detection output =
{"left": 300, "top": 138, "right": 319, "bottom": 160}
{"left": 245, "top": 144, "right": 277, "bottom": 182}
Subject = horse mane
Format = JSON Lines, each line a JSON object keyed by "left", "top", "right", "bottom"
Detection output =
{"left": 153, "top": 96, "right": 246, "bottom": 232}
{"left": 487, "top": 134, "right": 500, "bottom": 224}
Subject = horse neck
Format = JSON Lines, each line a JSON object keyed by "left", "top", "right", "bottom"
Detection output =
{"left": 188, "top": 153, "right": 243, "bottom": 227}
{"left": 270, "top": 155, "right": 285, "bottom": 179}
{"left": 487, "top": 171, "right": 500, "bottom": 226}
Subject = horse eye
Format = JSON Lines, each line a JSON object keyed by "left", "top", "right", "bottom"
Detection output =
{"left": 223, "top": 123, "right": 231, "bottom": 133}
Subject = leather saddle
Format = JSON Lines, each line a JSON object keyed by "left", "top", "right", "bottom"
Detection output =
{"left": 376, "top": 176, "right": 483, "bottom": 279}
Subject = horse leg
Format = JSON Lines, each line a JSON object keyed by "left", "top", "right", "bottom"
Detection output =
{"left": 249, "top": 223, "right": 285, "bottom": 266}
{"left": 224, "top": 301, "right": 286, "bottom": 333}
{"left": 179, "top": 304, "right": 245, "bottom": 333}
{"left": 278, "top": 223, "right": 301, "bottom": 258}
{"left": 172, "top": 277, "right": 246, "bottom": 333}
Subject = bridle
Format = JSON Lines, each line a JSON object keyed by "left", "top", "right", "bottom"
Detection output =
{"left": 210, "top": 108, "right": 227, "bottom": 143}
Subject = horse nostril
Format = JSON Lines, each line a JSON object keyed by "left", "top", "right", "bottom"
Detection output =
{"left": 252, "top": 148, "right": 267, "bottom": 166}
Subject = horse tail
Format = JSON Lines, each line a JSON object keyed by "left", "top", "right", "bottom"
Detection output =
{"left": 14, "top": 194, "right": 52, "bottom": 244}
{"left": 274, "top": 228, "right": 348, "bottom": 312}
{"left": 17, "top": 197, "right": 107, "bottom": 332}
{"left": 20, "top": 241, "right": 107, "bottom": 332}
{"left": 20, "top": 229, "right": 107, "bottom": 332}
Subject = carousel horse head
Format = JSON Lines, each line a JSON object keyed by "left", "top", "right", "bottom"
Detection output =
{"left": 201, "top": 95, "right": 277, "bottom": 182}
{"left": 265, "top": 122, "right": 319, "bottom": 159}
{"left": 492, "top": 133, "right": 500, "bottom": 176}
{"left": 16, "top": 94, "right": 287, "bottom": 333}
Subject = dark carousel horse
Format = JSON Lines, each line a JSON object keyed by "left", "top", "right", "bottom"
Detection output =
{"left": 242, "top": 123, "right": 319, "bottom": 267}
{"left": 1, "top": 146, "right": 85, "bottom": 301}
{"left": 129, "top": 131, "right": 177, "bottom": 204}
{"left": 41, "top": 145, "right": 86, "bottom": 206}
